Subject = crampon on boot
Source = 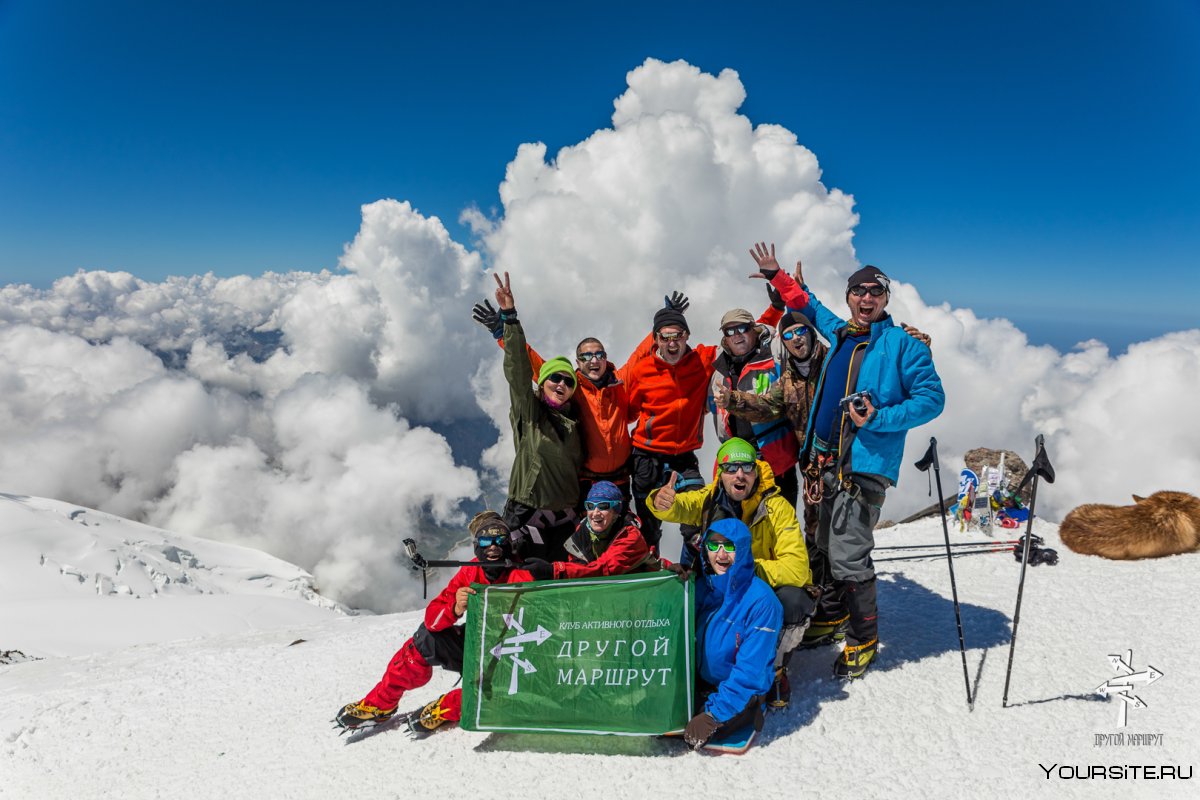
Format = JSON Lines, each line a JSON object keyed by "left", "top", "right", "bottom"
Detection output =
{"left": 407, "top": 690, "right": 461, "bottom": 738}
{"left": 768, "top": 667, "right": 791, "bottom": 710}
{"left": 333, "top": 701, "right": 397, "bottom": 731}
{"left": 799, "top": 614, "right": 849, "bottom": 650}
{"left": 833, "top": 639, "right": 878, "bottom": 680}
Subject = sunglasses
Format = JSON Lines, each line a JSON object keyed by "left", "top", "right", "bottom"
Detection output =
{"left": 584, "top": 499, "right": 620, "bottom": 512}
{"left": 543, "top": 372, "right": 576, "bottom": 387}
{"left": 781, "top": 326, "right": 809, "bottom": 341}
{"left": 719, "top": 462, "right": 756, "bottom": 475}
{"left": 849, "top": 285, "right": 887, "bottom": 297}
{"left": 477, "top": 534, "right": 509, "bottom": 548}
{"left": 722, "top": 323, "right": 753, "bottom": 337}
{"left": 705, "top": 540, "right": 737, "bottom": 553}
{"left": 656, "top": 330, "right": 687, "bottom": 342}
{"left": 577, "top": 351, "right": 607, "bottom": 362}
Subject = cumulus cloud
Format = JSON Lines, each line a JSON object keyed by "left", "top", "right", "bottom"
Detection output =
{"left": 1, "top": 57, "right": 1196, "bottom": 612}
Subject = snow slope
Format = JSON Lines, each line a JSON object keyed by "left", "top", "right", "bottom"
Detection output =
{"left": 2, "top": 511, "right": 1198, "bottom": 799}
{"left": 0, "top": 493, "right": 350, "bottom": 658}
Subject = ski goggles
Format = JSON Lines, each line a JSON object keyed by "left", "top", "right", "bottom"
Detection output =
{"left": 705, "top": 540, "right": 737, "bottom": 553}
{"left": 583, "top": 500, "right": 620, "bottom": 512}
{"left": 722, "top": 323, "right": 753, "bottom": 337}
{"left": 543, "top": 372, "right": 576, "bottom": 387}
{"left": 848, "top": 284, "right": 887, "bottom": 297}
{"left": 718, "top": 462, "right": 756, "bottom": 475}
{"left": 781, "top": 326, "right": 809, "bottom": 341}
{"left": 476, "top": 534, "right": 510, "bottom": 548}
{"left": 576, "top": 350, "right": 607, "bottom": 362}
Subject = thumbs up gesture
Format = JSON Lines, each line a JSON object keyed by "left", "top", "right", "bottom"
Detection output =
{"left": 653, "top": 471, "right": 679, "bottom": 512}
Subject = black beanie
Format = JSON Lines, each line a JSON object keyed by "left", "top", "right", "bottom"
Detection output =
{"left": 846, "top": 265, "right": 891, "bottom": 292}
{"left": 778, "top": 310, "right": 814, "bottom": 333}
{"left": 653, "top": 308, "right": 689, "bottom": 334}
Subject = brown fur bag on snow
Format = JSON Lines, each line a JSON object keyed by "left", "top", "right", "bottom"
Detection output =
{"left": 1059, "top": 491, "right": 1200, "bottom": 560}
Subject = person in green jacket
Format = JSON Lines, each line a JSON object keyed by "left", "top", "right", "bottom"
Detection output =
{"left": 493, "top": 272, "right": 585, "bottom": 561}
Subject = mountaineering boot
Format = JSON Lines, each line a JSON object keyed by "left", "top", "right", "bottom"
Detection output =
{"left": 408, "top": 689, "right": 462, "bottom": 738}
{"left": 799, "top": 614, "right": 849, "bottom": 649}
{"left": 768, "top": 667, "right": 791, "bottom": 710}
{"left": 833, "top": 577, "right": 880, "bottom": 679}
{"left": 833, "top": 639, "right": 877, "bottom": 680}
{"left": 334, "top": 701, "right": 396, "bottom": 730}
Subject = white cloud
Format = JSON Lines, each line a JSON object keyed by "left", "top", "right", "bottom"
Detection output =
{"left": 1, "top": 58, "right": 1196, "bottom": 612}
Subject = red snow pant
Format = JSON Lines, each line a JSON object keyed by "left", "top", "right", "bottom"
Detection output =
{"left": 361, "top": 623, "right": 464, "bottom": 721}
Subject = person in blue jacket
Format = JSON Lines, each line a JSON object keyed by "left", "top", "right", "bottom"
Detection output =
{"left": 683, "top": 517, "right": 783, "bottom": 749}
{"left": 749, "top": 243, "right": 945, "bottom": 680}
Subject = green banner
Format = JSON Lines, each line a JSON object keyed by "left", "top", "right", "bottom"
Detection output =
{"left": 460, "top": 571, "right": 694, "bottom": 735}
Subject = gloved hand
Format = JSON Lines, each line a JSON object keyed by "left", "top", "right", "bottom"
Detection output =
{"left": 683, "top": 711, "right": 721, "bottom": 749}
{"left": 471, "top": 299, "right": 504, "bottom": 340}
{"left": 766, "top": 283, "right": 785, "bottom": 311}
{"left": 521, "top": 557, "right": 553, "bottom": 581}
{"left": 663, "top": 291, "right": 690, "bottom": 313}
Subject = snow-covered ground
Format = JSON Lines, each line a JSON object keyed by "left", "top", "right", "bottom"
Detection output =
{"left": 2, "top": 497, "right": 1197, "bottom": 799}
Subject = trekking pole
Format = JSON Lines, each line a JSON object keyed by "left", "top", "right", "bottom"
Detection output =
{"left": 402, "top": 538, "right": 533, "bottom": 599}
{"left": 875, "top": 539, "right": 1022, "bottom": 552}
{"left": 914, "top": 437, "right": 974, "bottom": 710}
{"left": 876, "top": 547, "right": 1015, "bottom": 564}
{"left": 1001, "top": 434, "right": 1056, "bottom": 708}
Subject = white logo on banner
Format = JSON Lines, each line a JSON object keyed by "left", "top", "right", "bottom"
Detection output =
{"left": 489, "top": 607, "right": 553, "bottom": 695}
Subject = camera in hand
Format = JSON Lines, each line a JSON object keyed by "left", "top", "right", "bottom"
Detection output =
{"left": 839, "top": 391, "right": 872, "bottom": 416}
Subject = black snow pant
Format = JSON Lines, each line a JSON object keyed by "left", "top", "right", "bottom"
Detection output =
{"left": 812, "top": 469, "right": 890, "bottom": 649}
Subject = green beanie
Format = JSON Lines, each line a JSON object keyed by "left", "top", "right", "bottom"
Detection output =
{"left": 716, "top": 437, "right": 757, "bottom": 466}
{"left": 537, "top": 357, "right": 576, "bottom": 386}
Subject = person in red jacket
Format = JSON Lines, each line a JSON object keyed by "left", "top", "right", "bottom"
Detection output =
{"left": 624, "top": 293, "right": 783, "bottom": 551}
{"left": 333, "top": 511, "right": 544, "bottom": 736}
{"left": 555, "top": 481, "right": 659, "bottom": 578}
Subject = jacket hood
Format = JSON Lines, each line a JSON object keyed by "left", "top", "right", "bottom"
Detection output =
{"left": 702, "top": 517, "right": 756, "bottom": 601}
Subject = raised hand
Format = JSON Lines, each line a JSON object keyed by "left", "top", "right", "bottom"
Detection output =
{"left": 652, "top": 471, "right": 679, "bottom": 512}
{"left": 472, "top": 299, "right": 503, "bottom": 338}
{"left": 664, "top": 291, "right": 690, "bottom": 313}
{"left": 748, "top": 241, "right": 781, "bottom": 280}
{"left": 793, "top": 259, "right": 805, "bottom": 287}
{"left": 766, "top": 283, "right": 785, "bottom": 310}
{"left": 493, "top": 271, "right": 515, "bottom": 311}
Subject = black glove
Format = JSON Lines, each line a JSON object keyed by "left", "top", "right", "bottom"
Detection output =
{"left": 663, "top": 291, "right": 690, "bottom": 313}
{"left": 521, "top": 557, "right": 553, "bottom": 581}
{"left": 766, "top": 283, "right": 785, "bottom": 311}
{"left": 471, "top": 300, "right": 504, "bottom": 340}
{"left": 683, "top": 712, "right": 721, "bottom": 749}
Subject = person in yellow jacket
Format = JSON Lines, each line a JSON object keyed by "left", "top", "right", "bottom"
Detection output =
{"left": 649, "top": 437, "right": 816, "bottom": 709}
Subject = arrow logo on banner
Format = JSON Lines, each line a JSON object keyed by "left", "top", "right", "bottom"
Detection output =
{"left": 492, "top": 608, "right": 553, "bottom": 695}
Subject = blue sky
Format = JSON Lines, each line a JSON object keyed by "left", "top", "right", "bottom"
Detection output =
{"left": 2, "top": 0, "right": 1197, "bottom": 350}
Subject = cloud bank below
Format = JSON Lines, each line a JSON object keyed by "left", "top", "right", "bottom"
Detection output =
{"left": 2, "top": 59, "right": 1195, "bottom": 612}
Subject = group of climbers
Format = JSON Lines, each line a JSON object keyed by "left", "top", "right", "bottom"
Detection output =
{"left": 333, "top": 242, "right": 944, "bottom": 747}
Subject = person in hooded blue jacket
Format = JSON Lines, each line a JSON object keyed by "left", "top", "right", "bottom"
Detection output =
{"left": 683, "top": 517, "right": 784, "bottom": 750}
